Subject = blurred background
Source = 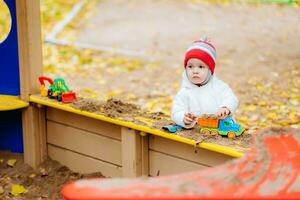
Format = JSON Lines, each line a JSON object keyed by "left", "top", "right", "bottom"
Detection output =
{"left": 1, "top": 0, "right": 299, "bottom": 130}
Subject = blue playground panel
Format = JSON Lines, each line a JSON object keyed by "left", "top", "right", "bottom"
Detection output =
{"left": 0, "top": 0, "right": 20, "bottom": 95}
{"left": 0, "top": 110, "right": 23, "bottom": 153}
{"left": 0, "top": 0, "right": 23, "bottom": 153}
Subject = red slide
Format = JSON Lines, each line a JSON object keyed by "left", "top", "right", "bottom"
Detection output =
{"left": 61, "top": 127, "right": 300, "bottom": 200}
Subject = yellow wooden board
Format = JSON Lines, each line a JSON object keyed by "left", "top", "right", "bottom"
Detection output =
{"left": 29, "top": 94, "right": 247, "bottom": 158}
{"left": 0, "top": 95, "right": 29, "bottom": 111}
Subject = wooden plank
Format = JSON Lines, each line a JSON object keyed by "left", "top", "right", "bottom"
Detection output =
{"left": 21, "top": 105, "right": 47, "bottom": 168}
{"left": 140, "top": 133, "right": 149, "bottom": 176}
{"left": 48, "top": 144, "right": 122, "bottom": 177}
{"left": 37, "top": 105, "right": 47, "bottom": 163}
{"left": 16, "top": 0, "right": 44, "bottom": 168}
{"left": 16, "top": 0, "right": 43, "bottom": 100}
{"left": 121, "top": 127, "right": 140, "bottom": 177}
{"left": 121, "top": 128, "right": 149, "bottom": 177}
{"left": 47, "top": 108, "right": 121, "bottom": 140}
{"left": 47, "top": 121, "right": 122, "bottom": 165}
{"left": 149, "top": 150, "right": 208, "bottom": 176}
{"left": 149, "top": 135, "right": 232, "bottom": 167}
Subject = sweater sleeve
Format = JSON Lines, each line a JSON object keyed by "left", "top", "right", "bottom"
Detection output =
{"left": 218, "top": 81, "right": 239, "bottom": 113}
{"left": 171, "top": 90, "right": 197, "bottom": 129}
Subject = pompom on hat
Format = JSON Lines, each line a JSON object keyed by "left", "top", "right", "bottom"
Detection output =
{"left": 184, "top": 39, "right": 217, "bottom": 74}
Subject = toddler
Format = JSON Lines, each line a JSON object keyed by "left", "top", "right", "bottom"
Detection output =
{"left": 171, "top": 39, "right": 238, "bottom": 128}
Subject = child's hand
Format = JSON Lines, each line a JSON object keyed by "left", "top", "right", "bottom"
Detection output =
{"left": 216, "top": 107, "right": 231, "bottom": 118}
{"left": 184, "top": 113, "right": 196, "bottom": 125}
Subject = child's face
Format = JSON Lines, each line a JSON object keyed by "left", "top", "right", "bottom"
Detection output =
{"left": 186, "top": 58, "right": 209, "bottom": 85}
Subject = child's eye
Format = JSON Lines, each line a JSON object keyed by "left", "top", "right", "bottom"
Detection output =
{"left": 199, "top": 66, "right": 204, "bottom": 69}
{"left": 187, "top": 65, "right": 193, "bottom": 68}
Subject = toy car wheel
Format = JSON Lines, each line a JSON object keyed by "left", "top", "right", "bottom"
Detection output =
{"left": 57, "top": 94, "right": 62, "bottom": 102}
{"left": 228, "top": 131, "right": 236, "bottom": 138}
{"left": 211, "top": 130, "right": 218, "bottom": 135}
{"left": 201, "top": 129, "right": 210, "bottom": 135}
{"left": 47, "top": 89, "right": 54, "bottom": 98}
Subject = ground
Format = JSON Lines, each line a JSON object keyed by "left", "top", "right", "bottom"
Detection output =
{"left": 0, "top": 0, "right": 300, "bottom": 199}
{"left": 0, "top": 151, "right": 104, "bottom": 199}
{"left": 43, "top": 0, "right": 300, "bottom": 130}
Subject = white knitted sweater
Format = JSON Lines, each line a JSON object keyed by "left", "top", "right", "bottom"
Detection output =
{"left": 171, "top": 72, "right": 238, "bottom": 128}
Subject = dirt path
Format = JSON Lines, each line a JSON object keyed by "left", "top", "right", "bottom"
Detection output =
{"left": 77, "top": 0, "right": 300, "bottom": 84}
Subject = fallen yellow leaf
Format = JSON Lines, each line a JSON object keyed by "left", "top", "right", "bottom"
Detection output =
{"left": 274, "top": 101, "right": 284, "bottom": 106}
{"left": 7, "top": 159, "right": 16, "bottom": 167}
{"left": 11, "top": 184, "right": 27, "bottom": 196}
{"left": 256, "top": 84, "right": 266, "bottom": 93}
{"left": 243, "top": 105, "right": 257, "bottom": 112}
{"left": 267, "top": 112, "right": 278, "bottom": 120}
{"left": 135, "top": 116, "right": 155, "bottom": 126}
{"left": 257, "top": 101, "right": 268, "bottom": 107}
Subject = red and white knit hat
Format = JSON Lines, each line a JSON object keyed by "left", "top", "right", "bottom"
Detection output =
{"left": 184, "top": 40, "right": 217, "bottom": 74}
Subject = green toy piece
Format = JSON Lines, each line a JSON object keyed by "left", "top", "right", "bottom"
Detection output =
{"left": 39, "top": 76, "right": 77, "bottom": 103}
{"left": 48, "top": 78, "right": 71, "bottom": 101}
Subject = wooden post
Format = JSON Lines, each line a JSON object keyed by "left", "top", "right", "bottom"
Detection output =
{"left": 16, "top": 0, "right": 46, "bottom": 167}
{"left": 121, "top": 128, "right": 149, "bottom": 177}
{"left": 140, "top": 132, "right": 149, "bottom": 176}
{"left": 22, "top": 104, "right": 47, "bottom": 167}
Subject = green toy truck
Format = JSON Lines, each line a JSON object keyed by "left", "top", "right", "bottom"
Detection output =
{"left": 39, "top": 76, "right": 76, "bottom": 103}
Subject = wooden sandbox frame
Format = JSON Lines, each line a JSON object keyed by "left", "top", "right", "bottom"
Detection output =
{"left": 14, "top": 0, "right": 246, "bottom": 178}
{"left": 29, "top": 95, "right": 245, "bottom": 177}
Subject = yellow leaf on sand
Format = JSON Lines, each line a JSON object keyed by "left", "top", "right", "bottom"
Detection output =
{"left": 135, "top": 116, "right": 155, "bottom": 126}
{"left": 244, "top": 105, "right": 257, "bottom": 112}
{"left": 126, "top": 93, "right": 137, "bottom": 101}
{"left": 81, "top": 88, "right": 99, "bottom": 99}
{"left": 257, "top": 101, "right": 268, "bottom": 107}
{"left": 256, "top": 84, "right": 266, "bottom": 93}
{"left": 237, "top": 116, "right": 248, "bottom": 123}
{"left": 11, "top": 184, "right": 27, "bottom": 196}
{"left": 290, "top": 87, "right": 299, "bottom": 93}
{"left": 106, "top": 89, "right": 123, "bottom": 98}
{"left": 7, "top": 159, "right": 16, "bottom": 167}
{"left": 289, "top": 112, "right": 299, "bottom": 122}
{"left": 162, "top": 109, "right": 171, "bottom": 115}
{"left": 274, "top": 101, "right": 284, "bottom": 106}
{"left": 267, "top": 112, "right": 278, "bottom": 120}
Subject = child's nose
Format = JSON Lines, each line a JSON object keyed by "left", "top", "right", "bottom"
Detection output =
{"left": 193, "top": 68, "right": 200, "bottom": 73}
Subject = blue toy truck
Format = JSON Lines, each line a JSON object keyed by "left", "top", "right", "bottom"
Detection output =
{"left": 197, "top": 115, "right": 245, "bottom": 138}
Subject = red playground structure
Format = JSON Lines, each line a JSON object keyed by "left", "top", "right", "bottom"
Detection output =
{"left": 61, "top": 127, "right": 300, "bottom": 200}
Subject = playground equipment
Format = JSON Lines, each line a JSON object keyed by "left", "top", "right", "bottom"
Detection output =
{"left": 0, "top": 0, "right": 45, "bottom": 167}
{"left": 38, "top": 76, "right": 77, "bottom": 103}
{"left": 2, "top": 1, "right": 300, "bottom": 199}
{"left": 61, "top": 127, "right": 300, "bottom": 199}
{"left": 0, "top": 0, "right": 34, "bottom": 153}
{"left": 0, "top": 0, "right": 251, "bottom": 177}
{"left": 198, "top": 115, "right": 245, "bottom": 138}
{"left": 1, "top": 0, "right": 247, "bottom": 174}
